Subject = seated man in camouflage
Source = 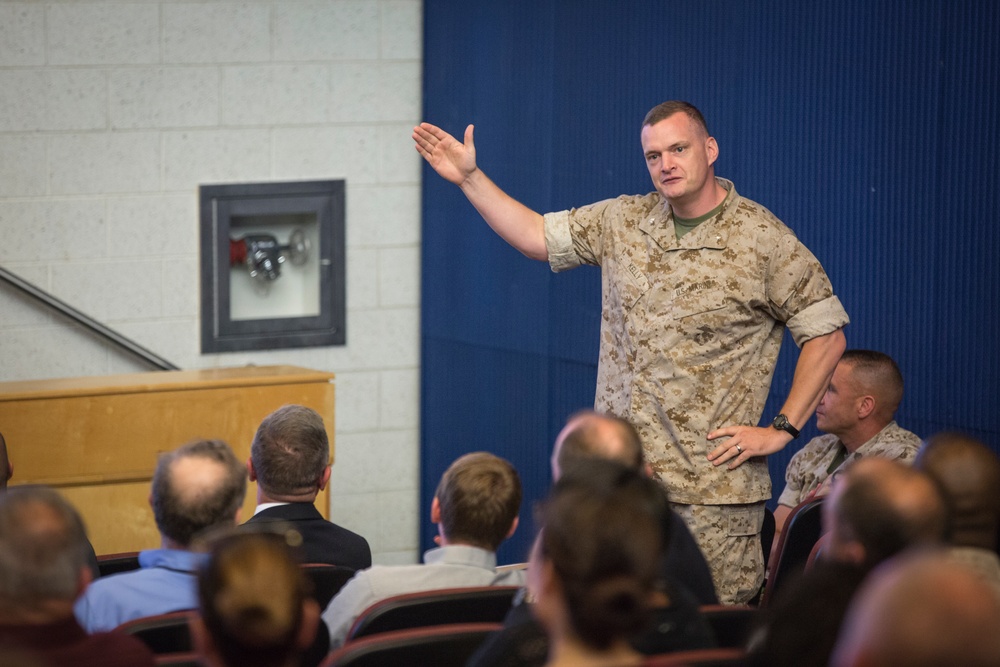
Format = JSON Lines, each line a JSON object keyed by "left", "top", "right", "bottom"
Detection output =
{"left": 773, "top": 350, "right": 921, "bottom": 546}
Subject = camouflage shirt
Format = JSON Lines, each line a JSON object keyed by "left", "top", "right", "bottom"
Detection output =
{"left": 777, "top": 421, "right": 922, "bottom": 508}
{"left": 543, "top": 179, "right": 850, "bottom": 504}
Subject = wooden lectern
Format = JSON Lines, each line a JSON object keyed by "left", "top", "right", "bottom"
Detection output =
{"left": 0, "top": 365, "right": 334, "bottom": 555}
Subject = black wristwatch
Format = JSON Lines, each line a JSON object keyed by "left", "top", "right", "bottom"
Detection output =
{"left": 771, "top": 413, "right": 800, "bottom": 439}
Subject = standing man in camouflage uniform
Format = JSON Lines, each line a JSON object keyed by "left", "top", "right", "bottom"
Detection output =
{"left": 413, "top": 101, "right": 848, "bottom": 603}
{"left": 773, "top": 350, "right": 921, "bottom": 551}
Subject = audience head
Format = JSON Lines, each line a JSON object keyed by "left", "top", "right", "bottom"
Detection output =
{"left": 250, "top": 405, "right": 330, "bottom": 502}
{"left": 816, "top": 350, "right": 905, "bottom": 445}
{"left": 0, "top": 485, "right": 92, "bottom": 619}
{"left": 551, "top": 410, "right": 644, "bottom": 481}
{"left": 532, "top": 460, "right": 664, "bottom": 654}
{"left": 913, "top": 431, "right": 1000, "bottom": 551}
{"left": 529, "top": 460, "right": 670, "bottom": 651}
{"left": 432, "top": 452, "right": 521, "bottom": 551}
{"left": 831, "top": 549, "right": 1000, "bottom": 667}
{"left": 195, "top": 532, "right": 318, "bottom": 667}
{"left": 151, "top": 439, "right": 247, "bottom": 549}
{"left": 822, "top": 457, "right": 945, "bottom": 569}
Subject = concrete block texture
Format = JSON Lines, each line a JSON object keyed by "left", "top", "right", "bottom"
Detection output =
{"left": 0, "top": 0, "right": 423, "bottom": 564}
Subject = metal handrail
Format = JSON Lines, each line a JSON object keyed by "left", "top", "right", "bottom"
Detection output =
{"left": 0, "top": 265, "right": 179, "bottom": 371}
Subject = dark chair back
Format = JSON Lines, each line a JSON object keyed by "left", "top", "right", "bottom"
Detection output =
{"left": 301, "top": 563, "right": 357, "bottom": 608}
{"left": 699, "top": 604, "right": 758, "bottom": 649}
{"left": 321, "top": 623, "right": 501, "bottom": 667}
{"left": 96, "top": 551, "right": 141, "bottom": 578}
{"left": 117, "top": 610, "right": 196, "bottom": 654}
{"left": 347, "top": 586, "right": 520, "bottom": 641}
{"left": 761, "top": 497, "right": 825, "bottom": 607}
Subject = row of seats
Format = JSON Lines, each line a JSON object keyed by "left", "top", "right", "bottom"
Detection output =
{"left": 112, "top": 583, "right": 757, "bottom": 666}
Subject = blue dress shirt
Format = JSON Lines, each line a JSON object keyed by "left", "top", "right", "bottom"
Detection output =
{"left": 74, "top": 549, "right": 208, "bottom": 633}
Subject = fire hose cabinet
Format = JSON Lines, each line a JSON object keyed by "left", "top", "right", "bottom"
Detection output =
{"left": 199, "top": 180, "right": 346, "bottom": 353}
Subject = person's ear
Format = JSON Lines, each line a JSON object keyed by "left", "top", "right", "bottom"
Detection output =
{"left": 835, "top": 539, "right": 866, "bottom": 566}
{"left": 318, "top": 466, "right": 331, "bottom": 492}
{"left": 296, "top": 599, "right": 321, "bottom": 651}
{"left": 247, "top": 459, "right": 258, "bottom": 482}
{"left": 190, "top": 616, "right": 219, "bottom": 666}
{"left": 430, "top": 497, "right": 441, "bottom": 524}
{"left": 706, "top": 136, "right": 719, "bottom": 166}
{"left": 76, "top": 565, "right": 93, "bottom": 597}
{"left": 505, "top": 516, "right": 519, "bottom": 540}
{"left": 857, "top": 395, "right": 876, "bottom": 420}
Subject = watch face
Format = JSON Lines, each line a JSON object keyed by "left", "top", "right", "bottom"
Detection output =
{"left": 774, "top": 415, "right": 788, "bottom": 429}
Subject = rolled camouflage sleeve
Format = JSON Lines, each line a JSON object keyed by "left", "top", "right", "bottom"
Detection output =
{"left": 786, "top": 295, "right": 850, "bottom": 347}
{"left": 544, "top": 210, "right": 581, "bottom": 272}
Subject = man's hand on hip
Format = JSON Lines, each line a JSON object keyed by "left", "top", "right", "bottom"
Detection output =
{"left": 706, "top": 425, "right": 793, "bottom": 469}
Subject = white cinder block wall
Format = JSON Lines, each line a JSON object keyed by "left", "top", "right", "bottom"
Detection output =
{"left": 0, "top": 0, "right": 423, "bottom": 565}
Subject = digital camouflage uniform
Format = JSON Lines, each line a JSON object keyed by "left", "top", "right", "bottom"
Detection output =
{"left": 777, "top": 421, "right": 922, "bottom": 508}
{"left": 543, "top": 178, "right": 850, "bottom": 603}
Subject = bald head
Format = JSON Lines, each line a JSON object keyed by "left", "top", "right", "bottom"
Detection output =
{"left": 551, "top": 411, "right": 644, "bottom": 481}
{"left": 832, "top": 550, "right": 1000, "bottom": 667}
{"left": 151, "top": 439, "right": 247, "bottom": 548}
{"left": 914, "top": 432, "right": 1000, "bottom": 550}
{"left": 824, "top": 458, "right": 945, "bottom": 568}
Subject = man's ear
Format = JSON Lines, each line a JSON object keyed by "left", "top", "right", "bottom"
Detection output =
{"left": 296, "top": 599, "right": 321, "bottom": 651}
{"left": 76, "top": 565, "right": 93, "bottom": 597}
{"left": 190, "top": 616, "right": 218, "bottom": 665}
{"left": 857, "top": 395, "right": 876, "bottom": 420}
{"left": 247, "top": 459, "right": 258, "bottom": 482}
{"left": 430, "top": 497, "right": 441, "bottom": 524}
{"left": 318, "top": 466, "right": 331, "bottom": 492}
{"left": 505, "top": 516, "right": 519, "bottom": 540}
{"left": 706, "top": 136, "right": 719, "bottom": 166}
{"left": 836, "top": 539, "right": 867, "bottom": 566}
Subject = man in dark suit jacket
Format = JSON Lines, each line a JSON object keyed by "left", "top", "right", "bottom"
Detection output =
{"left": 245, "top": 405, "right": 372, "bottom": 570}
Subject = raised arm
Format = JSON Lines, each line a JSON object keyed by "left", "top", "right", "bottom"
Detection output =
{"left": 706, "top": 327, "right": 847, "bottom": 468}
{"left": 413, "top": 122, "right": 547, "bottom": 260}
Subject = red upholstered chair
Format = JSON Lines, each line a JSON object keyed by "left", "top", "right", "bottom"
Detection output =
{"left": 321, "top": 623, "right": 501, "bottom": 667}
{"left": 642, "top": 647, "right": 748, "bottom": 666}
{"left": 698, "top": 604, "right": 758, "bottom": 649}
{"left": 760, "top": 497, "right": 825, "bottom": 607}
{"left": 116, "top": 610, "right": 197, "bottom": 655}
{"left": 96, "top": 551, "right": 141, "bottom": 578}
{"left": 805, "top": 531, "right": 831, "bottom": 570}
{"left": 346, "top": 586, "right": 520, "bottom": 641}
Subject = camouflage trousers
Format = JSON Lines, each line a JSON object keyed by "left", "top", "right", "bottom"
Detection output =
{"left": 672, "top": 501, "right": 765, "bottom": 605}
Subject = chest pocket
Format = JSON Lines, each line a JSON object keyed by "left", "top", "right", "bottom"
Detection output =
{"left": 670, "top": 282, "right": 727, "bottom": 320}
{"left": 614, "top": 251, "right": 650, "bottom": 312}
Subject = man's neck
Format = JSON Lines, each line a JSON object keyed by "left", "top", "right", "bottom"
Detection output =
{"left": 547, "top": 633, "right": 641, "bottom": 667}
{"left": 669, "top": 178, "right": 727, "bottom": 219}
{"left": 838, "top": 420, "right": 893, "bottom": 453}
{"left": 161, "top": 536, "right": 191, "bottom": 551}
{"left": 257, "top": 488, "right": 317, "bottom": 505}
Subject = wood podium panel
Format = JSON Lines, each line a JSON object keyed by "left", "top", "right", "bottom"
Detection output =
{"left": 0, "top": 365, "right": 335, "bottom": 555}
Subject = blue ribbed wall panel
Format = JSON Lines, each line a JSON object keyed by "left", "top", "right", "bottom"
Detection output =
{"left": 421, "top": 0, "right": 1000, "bottom": 551}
